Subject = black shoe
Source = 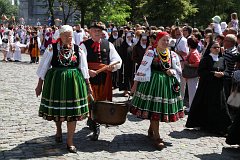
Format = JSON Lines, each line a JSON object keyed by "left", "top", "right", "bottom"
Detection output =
{"left": 90, "top": 123, "right": 100, "bottom": 141}
{"left": 87, "top": 118, "right": 95, "bottom": 131}
{"left": 67, "top": 145, "right": 77, "bottom": 153}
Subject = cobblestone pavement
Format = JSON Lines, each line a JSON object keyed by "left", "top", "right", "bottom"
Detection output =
{"left": 0, "top": 54, "right": 240, "bottom": 160}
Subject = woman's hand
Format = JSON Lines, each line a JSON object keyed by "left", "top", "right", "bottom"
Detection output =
{"left": 35, "top": 78, "right": 43, "bottom": 97}
{"left": 35, "top": 85, "right": 42, "bottom": 97}
{"left": 165, "top": 69, "right": 174, "bottom": 76}
{"left": 89, "top": 70, "right": 97, "bottom": 77}
{"left": 87, "top": 84, "right": 93, "bottom": 95}
{"left": 130, "top": 81, "right": 138, "bottom": 95}
{"left": 214, "top": 71, "right": 224, "bottom": 78}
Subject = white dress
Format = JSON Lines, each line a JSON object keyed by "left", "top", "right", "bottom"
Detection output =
{"left": 12, "top": 41, "right": 27, "bottom": 61}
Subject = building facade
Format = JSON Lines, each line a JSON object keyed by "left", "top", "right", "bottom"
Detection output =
{"left": 17, "top": 0, "right": 75, "bottom": 26}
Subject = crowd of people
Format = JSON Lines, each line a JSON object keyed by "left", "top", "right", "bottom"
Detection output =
{"left": 1, "top": 12, "right": 240, "bottom": 153}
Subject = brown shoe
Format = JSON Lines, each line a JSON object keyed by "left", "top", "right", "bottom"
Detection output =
{"left": 153, "top": 138, "right": 165, "bottom": 150}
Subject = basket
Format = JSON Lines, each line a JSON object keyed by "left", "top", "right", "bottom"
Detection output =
{"left": 92, "top": 101, "right": 129, "bottom": 125}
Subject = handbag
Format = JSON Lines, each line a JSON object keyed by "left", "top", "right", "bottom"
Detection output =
{"left": 182, "top": 64, "right": 198, "bottom": 78}
{"left": 227, "top": 84, "right": 240, "bottom": 108}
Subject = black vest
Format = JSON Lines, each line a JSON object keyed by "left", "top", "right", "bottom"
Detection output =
{"left": 51, "top": 43, "right": 80, "bottom": 68}
{"left": 83, "top": 39, "right": 110, "bottom": 85}
{"left": 83, "top": 39, "right": 110, "bottom": 64}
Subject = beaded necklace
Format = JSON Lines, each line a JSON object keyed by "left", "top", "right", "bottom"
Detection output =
{"left": 57, "top": 43, "right": 76, "bottom": 66}
{"left": 156, "top": 47, "right": 169, "bottom": 63}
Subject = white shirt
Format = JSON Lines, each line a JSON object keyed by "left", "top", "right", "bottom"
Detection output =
{"left": 36, "top": 45, "right": 90, "bottom": 80}
{"left": 175, "top": 36, "right": 189, "bottom": 60}
{"left": 79, "top": 40, "right": 122, "bottom": 72}
{"left": 12, "top": 41, "right": 27, "bottom": 52}
{"left": 74, "top": 29, "right": 85, "bottom": 45}
{"left": 213, "top": 23, "right": 222, "bottom": 35}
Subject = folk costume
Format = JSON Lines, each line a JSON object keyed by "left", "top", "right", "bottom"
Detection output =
{"left": 36, "top": 40, "right": 90, "bottom": 122}
{"left": 80, "top": 23, "right": 122, "bottom": 141}
{"left": 130, "top": 32, "right": 184, "bottom": 122}
{"left": 29, "top": 34, "right": 41, "bottom": 63}
{"left": 81, "top": 38, "right": 121, "bottom": 101}
{"left": 12, "top": 40, "right": 27, "bottom": 62}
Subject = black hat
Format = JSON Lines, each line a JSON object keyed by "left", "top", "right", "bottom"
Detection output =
{"left": 89, "top": 22, "right": 104, "bottom": 30}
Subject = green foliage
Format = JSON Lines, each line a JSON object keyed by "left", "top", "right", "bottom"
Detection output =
{"left": 141, "top": 0, "right": 198, "bottom": 26}
{"left": 191, "top": 0, "right": 240, "bottom": 28}
{"left": 0, "top": 0, "right": 18, "bottom": 18}
{"left": 40, "top": 0, "right": 240, "bottom": 28}
{"left": 100, "top": 0, "right": 131, "bottom": 25}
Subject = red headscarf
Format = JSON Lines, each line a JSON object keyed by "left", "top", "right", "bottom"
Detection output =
{"left": 153, "top": 31, "right": 169, "bottom": 48}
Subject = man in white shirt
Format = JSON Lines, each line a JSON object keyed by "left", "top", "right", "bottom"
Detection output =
{"left": 73, "top": 24, "right": 85, "bottom": 45}
{"left": 80, "top": 22, "right": 122, "bottom": 141}
{"left": 174, "top": 27, "right": 189, "bottom": 103}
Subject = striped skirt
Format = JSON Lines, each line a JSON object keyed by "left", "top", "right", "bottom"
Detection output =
{"left": 39, "top": 67, "right": 89, "bottom": 122}
{"left": 130, "top": 70, "right": 184, "bottom": 122}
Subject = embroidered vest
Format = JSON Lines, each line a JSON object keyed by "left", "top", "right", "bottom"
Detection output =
{"left": 83, "top": 39, "right": 110, "bottom": 85}
{"left": 51, "top": 43, "right": 80, "bottom": 67}
{"left": 83, "top": 39, "right": 110, "bottom": 64}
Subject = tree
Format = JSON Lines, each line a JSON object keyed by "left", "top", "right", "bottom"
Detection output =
{"left": 127, "top": 0, "right": 147, "bottom": 24}
{"left": 58, "top": 0, "right": 78, "bottom": 24}
{"left": 0, "top": 0, "right": 18, "bottom": 21}
{"left": 47, "top": 0, "right": 55, "bottom": 26}
{"left": 74, "top": 0, "right": 89, "bottom": 27}
{"left": 141, "top": 0, "right": 198, "bottom": 26}
{"left": 37, "top": 0, "right": 55, "bottom": 26}
{"left": 192, "top": 0, "right": 240, "bottom": 28}
{"left": 100, "top": 0, "right": 131, "bottom": 26}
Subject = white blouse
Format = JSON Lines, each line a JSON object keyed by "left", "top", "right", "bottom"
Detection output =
{"left": 36, "top": 44, "right": 90, "bottom": 80}
{"left": 134, "top": 48, "right": 182, "bottom": 82}
{"left": 79, "top": 40, "right": 122, "bottom": 72}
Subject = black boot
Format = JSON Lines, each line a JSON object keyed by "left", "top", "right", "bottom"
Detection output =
{"left": 87, "top": 118, "right": 95, "bottom": 131}
{"left": 90, "top": 122, "right": 100, "bottom": 141}
{"left": 36, "top": 57, "right": 39, "bottom": 64}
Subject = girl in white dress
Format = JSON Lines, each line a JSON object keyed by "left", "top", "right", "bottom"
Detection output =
{"left": 12, "top": 37, "right": 27, "bottom": 62}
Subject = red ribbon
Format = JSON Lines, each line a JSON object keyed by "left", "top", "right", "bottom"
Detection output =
{"left": 91, "top": 42, "right": 101, "bottom": 53}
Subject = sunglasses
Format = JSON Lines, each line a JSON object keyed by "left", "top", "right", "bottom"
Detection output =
{"left": 212, "top": 46, "right": 220, "bottom": 49}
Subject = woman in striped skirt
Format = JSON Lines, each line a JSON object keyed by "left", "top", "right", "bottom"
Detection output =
{"left": 130, "top": 32, "right": 184, "bottom": 150}
{"left": 35, "top": 25, "right": 91, "bottom": 153}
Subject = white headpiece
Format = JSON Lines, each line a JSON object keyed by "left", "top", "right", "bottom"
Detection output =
{"left": 126, "top": 32, "right": 132, "bottom": 37}
{"left": 59, "top": 25, "right": 73, "bottom": 34}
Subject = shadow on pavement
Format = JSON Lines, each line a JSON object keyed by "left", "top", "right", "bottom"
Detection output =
{"left": 195, "top": 147, "right": 240, "bottom": 160}
{"left": 169, "top": 128, "right": 219, "bottom": 139}
{"left": 0, "top": 135, "right": 69, "bottom": 159}
{"left": 126, "top": 114, "right": 143, "bottom": 122}
{"left": 0, "top": 60, "right": 32, "bottom": 65}
{"left": 1, "top": 128, "right": 171, "bottom": 159}
{"left": 76, "top": 132, "right": 170, "bottom": 153}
